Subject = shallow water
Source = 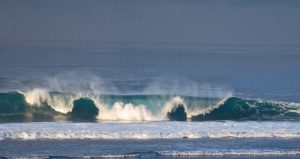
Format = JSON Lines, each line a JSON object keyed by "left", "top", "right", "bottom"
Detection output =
{"left": 0, "top": 138, "right": 299, "bottom": 158}
{"left": 0, "top": 121, "right": 299, "bottom": 140}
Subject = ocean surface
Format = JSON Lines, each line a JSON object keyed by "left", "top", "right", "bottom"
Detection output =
{"left": 0, "top": 43, "right": 300, "bottom": 158}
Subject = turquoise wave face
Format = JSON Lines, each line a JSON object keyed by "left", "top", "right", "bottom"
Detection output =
{"left": 192, "top": 97, "right": 300, "bottom": 121}
{"left": 0, "top": 92, "right": 299, "bottom": 122}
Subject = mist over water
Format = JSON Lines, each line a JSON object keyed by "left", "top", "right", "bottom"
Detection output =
{"left": 0, "top": 44, "right": 299, "bottom": 102}
{"left": 1, "top": 1, "right": 300, "bottom": 158}
{"left": 0, "top": 44, "right": 300, "bottom": 122}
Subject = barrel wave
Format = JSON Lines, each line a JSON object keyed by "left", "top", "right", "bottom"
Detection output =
{"left": 0, "top": 90, "right": 299, "bottom": 122}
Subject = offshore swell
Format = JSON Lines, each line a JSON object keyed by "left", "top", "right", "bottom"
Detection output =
{"left": 0, "top": 89, "right": 299, "bottom": 122}
{"left": 0, "top": 62, "right": 299, "bottom": 158}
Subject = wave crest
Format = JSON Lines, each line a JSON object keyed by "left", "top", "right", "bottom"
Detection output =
{"left": 99, "top": 102, "right": 154, "bottom": 121}
{"left": 0, "top": 90, "right": 300, "bottom": 122}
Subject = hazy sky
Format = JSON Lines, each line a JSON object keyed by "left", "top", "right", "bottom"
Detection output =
{"left": 1, "top": 0, "right": 300, "bottom": 46}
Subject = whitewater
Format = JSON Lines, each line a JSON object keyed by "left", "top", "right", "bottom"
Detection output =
{"left": 1, "top": 121, "right": 300, "bottom": 140}
{"left": 0, "top": 88, "right": 300, "bottom": 122}
{"left": 1, "top": 45, "right": 300, "bottom": 158}
{"left": 0, "top": 73, "right": 299, "bottom": 158}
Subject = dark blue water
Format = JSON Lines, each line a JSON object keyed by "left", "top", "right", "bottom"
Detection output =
{"left": 0, "top": 92, "right": 299, "bottom": 122}
{"left": 0, "top": 43, "right": 300, "bottom": 102}
{"left": 0, "top": 43, "right": 300, "bottom": 158}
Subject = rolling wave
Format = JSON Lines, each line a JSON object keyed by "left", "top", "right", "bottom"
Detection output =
{"left": 0, "top": 89, "right": 299, "bottom": 122}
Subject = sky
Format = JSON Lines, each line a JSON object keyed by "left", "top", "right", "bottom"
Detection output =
{"left": 0, "top": 0, "right": 300, "bottom": 101}
{"left": 0, "top": 0, "right": 300, "bottom": 47}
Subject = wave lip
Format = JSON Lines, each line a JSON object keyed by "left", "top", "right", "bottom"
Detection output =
{"left": 0, "top": 90, "right": 300, "bottom": 122}
{"left": 192, "top": 97, "right": 300, "bottom": 121}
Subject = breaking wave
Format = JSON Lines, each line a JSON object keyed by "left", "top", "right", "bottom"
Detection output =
{"left": 0, "top": 89, "right": 299, "bottom": 122}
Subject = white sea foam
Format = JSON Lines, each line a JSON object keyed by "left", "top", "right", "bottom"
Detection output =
{"left": 0, "top": 121, "right": 299, "bottom": 140}
{"left": 98, "top": 102, "right": 154, "bottom": 121}
{"left": 23, "top": 88, "right": 51, "bottom": 106}
{"left": 20, "top": 88, "right": 300, "bottom": 122}
{"left": 157, "top": 150, "right": 300, "bottom": 156}
{"left": 161, "top": 96, "right": 185, "bottom": 118}
{"left": 92, "top": 154, "right": 139, "bottom": 158}
{"left": 22, "top": 89, "right": 156, "bottom": 120}
{"left": 22, "top": 88, "right": 80, "bottom": 113}
{"left": 18, "top": 74, "right": 234, "bottom": 122}
{"left": 185, "top": 95, "right": 231, "bottom": 118}
{"left": 21, "top": 89, "right": 218, "bottom": 121}
{"left": 9, "top": 154, "right": 139, "bottom": 159}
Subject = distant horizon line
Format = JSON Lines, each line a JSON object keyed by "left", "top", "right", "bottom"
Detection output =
{"left": 1, "top": 39, "right": 300, "bottom": 48}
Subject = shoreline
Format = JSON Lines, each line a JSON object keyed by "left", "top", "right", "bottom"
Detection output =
{"left": 1, "top": 138, "right": 299, "bottom": 158}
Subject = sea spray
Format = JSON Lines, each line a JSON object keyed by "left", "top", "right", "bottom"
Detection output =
{"left": 0, "top": 91, "right": 299, "bottom": 122}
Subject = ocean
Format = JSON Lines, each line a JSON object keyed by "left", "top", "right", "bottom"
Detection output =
{"left": 0, "top": 43, "right": 300, "bottom": 158}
